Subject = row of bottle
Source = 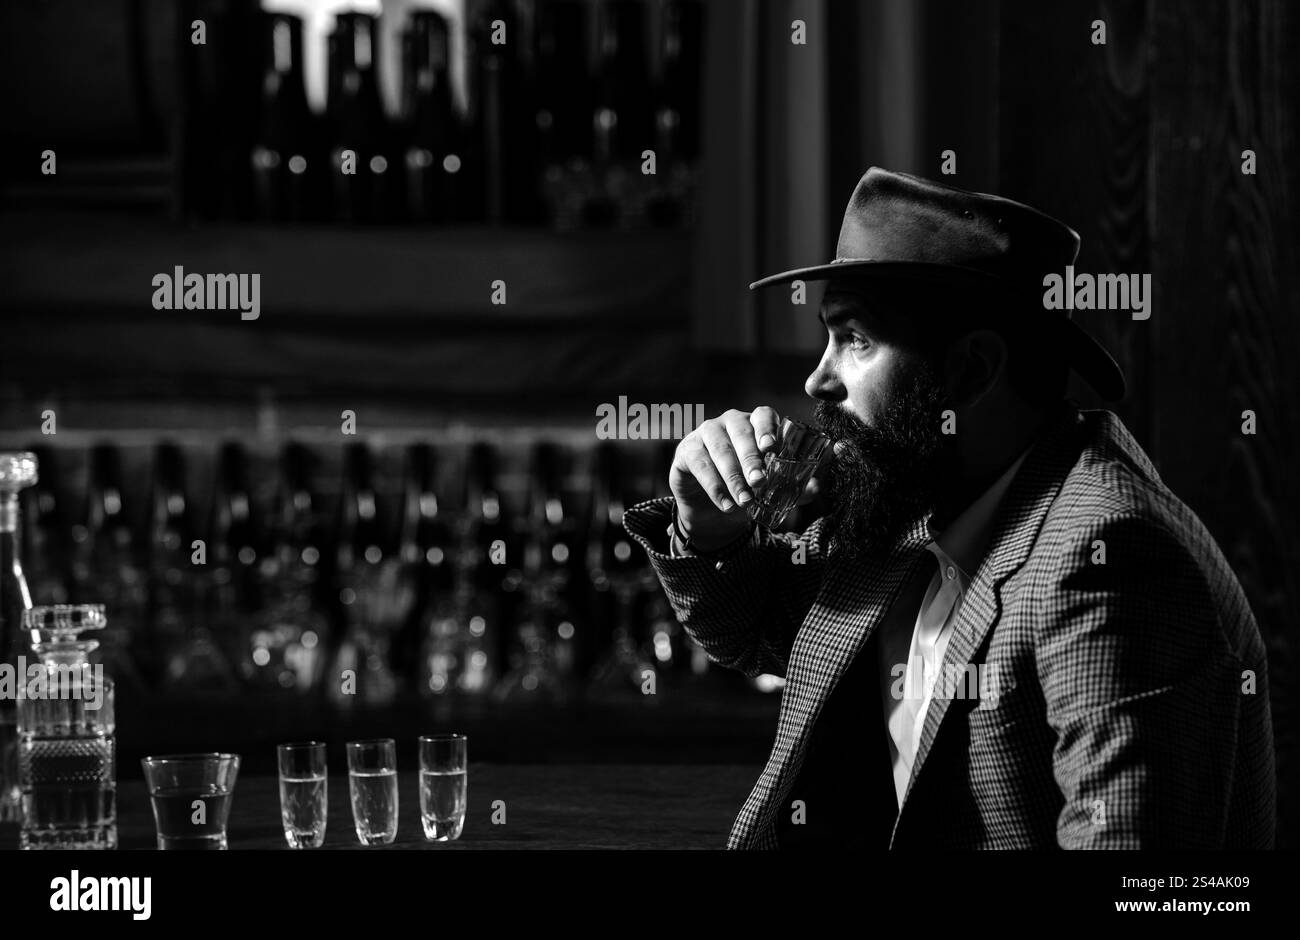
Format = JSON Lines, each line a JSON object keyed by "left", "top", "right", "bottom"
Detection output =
{"left": 182, "top": 0, "right": 703, "bottom": 228}
{"left": 7, "top": 440, "right": 704, "bottom": 708}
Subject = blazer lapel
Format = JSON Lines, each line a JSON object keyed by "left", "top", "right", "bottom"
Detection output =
{"left": 747, "top": 517, "right": 934, "bottom": 841}
{"left": 892, "top": 401, "right": 1086, "bottom": 838}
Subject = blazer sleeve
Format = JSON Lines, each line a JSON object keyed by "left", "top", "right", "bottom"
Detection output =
{"left": 1035, "top": 513, "right": 1259, "bottom": 848}
{"left": 622, "top": 496, "right": 828, "bottom": 678}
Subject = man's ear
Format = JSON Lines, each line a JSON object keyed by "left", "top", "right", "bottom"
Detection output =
{"left": 942, "top": 329, "right": 1008, "bottom": 408}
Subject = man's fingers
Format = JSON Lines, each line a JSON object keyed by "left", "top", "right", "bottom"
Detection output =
{"left": 751, "top": 406, "right": 782, "bottom": 453}
{"left": 724, "top": 410, "right": 766, "bottom": 485}
{"left": 674, "top": 439, "right": 738, "bottom": 512}
{"left": 700, "top": 422, "right": 753, "bottom": 509}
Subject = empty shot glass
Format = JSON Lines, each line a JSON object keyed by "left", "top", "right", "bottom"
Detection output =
{"left": 346, "top": 739, "right": 398, "bottom": 845}
{"left": 418, "top": 734, "right": 467, "bottom": 841}
{"left": 140, "top": 753, "right": 240, "bottom": 850}
{"left": 278, "top": 742, "right": 327, "bottom": 849}
{"left": 748, "top": 418, "right": 832, "bottom": 530}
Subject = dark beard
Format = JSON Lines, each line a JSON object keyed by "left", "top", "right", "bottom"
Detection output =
{"left": 813, "top": 365, "right": 950, "bottom": 562}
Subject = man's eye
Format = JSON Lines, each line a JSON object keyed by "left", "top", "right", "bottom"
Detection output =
{"left": 849, "top": 334, "right": 871, "bottom": 351}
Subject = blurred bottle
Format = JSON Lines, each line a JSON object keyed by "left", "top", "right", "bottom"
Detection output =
{"left": 327, "top": 12, "right": 396, "bottom": 224}
{"left": 495, "top": 443, "right": 579, "bottom": 703}
{"left": 401, "top": 10, "right": 463, "bottom": 223}
{"left": 20, "top": 446, "right": 70, "bottom": 607}
{"left": 395, "top": 444, "right": 461, "bottom": 698}
{"left": 586, "top": 0, "right": 653, "bottom": 227}
{"left": 536, "top": 0, "right": 593, "bottom": 229}
{"left": 165, "top": 441, "right": 243, "bottom": 694}
{"left": 0, "top": 453, "right": 37, "bottom": 822}
{"left": 251, "top": 11, "right": 322, "bottom": 222}
{"left": 452, "top": 442, "right": 512, "bottom": 695}
{"left": 176, "top": 0, "right": 259, "bottom": 220}
{"left": 646, "top": 0, "right": 703, "bottom": 227}
{"left": 329, "top": 443, "right": 404, "bottom": 708}
{"left": 470, "top": 0, "right": 540, "bottom": 223}
{"left": 586, "top": 443, "right": 654, "bottom": 698}
{"left": 70, "top": 445, "right": 148, "bottom": 694}
{"left": 656, "top": 0, "right": 702, "bottom": 163}
{"left": 256, "top": 442, "right": 330, "bottom": 693}
{"left": 147, "top": 442, "right": 198, "bottom": 688}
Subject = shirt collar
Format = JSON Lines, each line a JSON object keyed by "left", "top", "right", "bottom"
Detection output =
{"left": 925, "top": 441, "right": 1034, "bottom": 581}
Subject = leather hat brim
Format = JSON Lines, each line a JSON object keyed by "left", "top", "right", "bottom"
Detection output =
{"left": 749, "top": 259, "right": 1127, "bottom": 402}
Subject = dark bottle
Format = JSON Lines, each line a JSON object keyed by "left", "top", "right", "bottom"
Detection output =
{"left": 176, "top": 0, "right": 260, "bottom": 220}
{"left": 586, "top": 442, "right": 654, "bottom": 698}
{"left": 329, "top": 443, "right": 403, "bottom": 707}
{"left": 646, "top": 0, "right": 704, "bottom": 227}
{"left": 470, "top": 0, "right": 540, "bottom": 223}
{"left": 401, "top": 10, "right": 462, "bottom": 223}
{"left": 452, "top": 442, "right": 514, "bottom": 695}
{"left": 179, "top": 442, "right": 249, "bottom": 693}
{"left": 72, "top": 445, "right": 149, "bottom": 693}
{"left": 657, "top": 0, "right": 703, "bottom": 163}
{"left": 147, "top": 442, "right": 196, "bottom": 685}
{"left": 535, "top": 0, "right": 592, "bottom": 228}
{"left": 390, "top": 442, "right": 452, "bottom": 676}
{"left": 251, "top": 11, "right": 321, "bottom": 222}
{"left": 587, "top": 0, "right": 653, "bottom": 226}
{"left": 594, "top": 0, "right": 653, "bottom": 162}
{"left": 326, "top": 12, "right": 395, "bottom": 224}
{"left": 536, "top": 0, "right": 592, "bottom": 165}
{"left": 0, "top": 453, "right": 37, "bottom": 822}
{"left": 496, "top": 443, "right": 580, "bottom": 703}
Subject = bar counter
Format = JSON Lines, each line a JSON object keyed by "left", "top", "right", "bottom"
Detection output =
{"left": 3, "top": 764, "right": 759, "bottom": 851}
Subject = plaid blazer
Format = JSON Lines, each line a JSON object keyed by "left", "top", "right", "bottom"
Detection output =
{"left": 623, "top": 401, "right": 1276, "bottom": 848}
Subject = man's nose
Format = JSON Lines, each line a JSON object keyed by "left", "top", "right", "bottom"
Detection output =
{"left": 804, "top": 353, "right": 843, "bottom": 401}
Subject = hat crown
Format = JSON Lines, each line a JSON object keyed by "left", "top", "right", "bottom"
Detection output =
{"left": 835, "top": 167, "right": 1081, "bottom": 281}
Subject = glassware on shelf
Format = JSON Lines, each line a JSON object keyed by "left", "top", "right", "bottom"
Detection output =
{"left": 0, "top": 451, "right": 37, "bottom": 823}
{"left": 17, "top": 604, "right": 116, "bottom": 849}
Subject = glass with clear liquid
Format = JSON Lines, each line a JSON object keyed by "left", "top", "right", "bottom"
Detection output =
{"left": 346, "top": 738, "right": 398, "bottom": 845}
{"left": 278, "top": 741, "right": 327, "bottom": 848}
{"left": 17, "top": 604, "right": 117, "bottom": 849}
{"left": 747, "top": 419, "right": 832, "bottom": 530}
{"left": 419, "top": 733, "right": 466, "bottom": 841}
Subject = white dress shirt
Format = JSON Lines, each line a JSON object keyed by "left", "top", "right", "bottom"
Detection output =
{"left": 876, "top": 444, "right": 1033, "bottom": 808}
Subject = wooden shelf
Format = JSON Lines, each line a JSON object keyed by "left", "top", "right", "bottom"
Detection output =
{"left": 0, "top": 210, "right": 701, "bottom": 408}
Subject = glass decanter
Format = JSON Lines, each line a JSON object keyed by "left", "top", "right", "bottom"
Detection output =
{"left": 17, "top": 604, "right": 116, "bottom": 849}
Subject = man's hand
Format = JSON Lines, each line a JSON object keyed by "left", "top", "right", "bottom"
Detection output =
{"left": 670, "top": 406, "right": 814, "bottom": 552}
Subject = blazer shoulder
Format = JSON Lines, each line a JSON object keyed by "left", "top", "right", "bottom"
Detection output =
{"left": 1023, "top": 410, "right": 1263, "bottom": 661}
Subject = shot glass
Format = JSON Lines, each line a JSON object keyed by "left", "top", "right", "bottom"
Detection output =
{"left": 140, "top": 753, "right": 240, "bottom": 850}
{"left": 346, "top": 739, "right": 398, "bottom": 846}
{"left": 418, "top": 734, "right": 467, "bottom": 842}
{"left": 277, "top": 742, "right": 327, "bottom": 849}
{"left": 748, "top": 418, "right": 832, "bottom": 530}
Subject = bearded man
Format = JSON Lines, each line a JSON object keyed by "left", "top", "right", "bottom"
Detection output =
{"left": 623, "top": 167, "right": 1276, "bottom": 849}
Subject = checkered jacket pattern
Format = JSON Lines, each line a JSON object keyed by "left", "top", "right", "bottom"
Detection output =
{"left": 622, "top": 402, "right": 1276, "bottom": 848}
